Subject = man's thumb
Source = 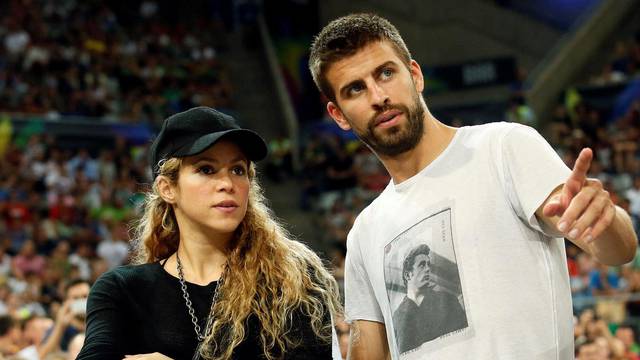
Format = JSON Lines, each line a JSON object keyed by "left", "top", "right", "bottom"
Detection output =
{"left": 543, "top": 198, "right": 564, "bottom": 217}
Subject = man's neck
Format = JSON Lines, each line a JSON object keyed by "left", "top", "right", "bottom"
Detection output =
{"left": 380, "top": 112, "right": 457, "bottom": 185}
{"left": 407, "top": 288, "right": 425, "bottom": 307}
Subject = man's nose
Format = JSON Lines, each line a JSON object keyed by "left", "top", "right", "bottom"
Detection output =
{"left": 368, "top": 81, "right": 389, "bottom": 108}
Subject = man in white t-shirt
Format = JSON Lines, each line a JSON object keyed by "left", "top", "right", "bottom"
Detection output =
{"left": 308, "top": 13, "right": 638, "bottom": 360}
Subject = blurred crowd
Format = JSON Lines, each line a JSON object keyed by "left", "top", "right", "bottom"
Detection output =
{"left": 0, "top": 0, "right": 234, "bottom": 124}
{"left": 0, "top": 132, "right": 149, "bottom": 359}
{"left": 591, "top": 34, "right": 640, "bottom": 86}
{"left": 553, "top": 90, "right": 640, "bottom": 357}
{"left": 574, "top": 308, "right": 640, "bottom": 360}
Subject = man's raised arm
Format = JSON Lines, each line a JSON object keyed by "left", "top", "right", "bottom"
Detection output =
{"left": 537, "top": 148, "right": 637, "bottom": 265}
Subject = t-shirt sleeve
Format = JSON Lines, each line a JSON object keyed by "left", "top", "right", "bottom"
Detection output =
{"left": 76, "top": 270, "right": 127, "bottom": 359}
{"left": 499, "top": 124, "right": 572, "bottom": 237}
{"left": 343, "top": 222, "right": 384, "bottom": 324}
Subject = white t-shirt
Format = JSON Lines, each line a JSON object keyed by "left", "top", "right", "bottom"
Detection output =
{"left": 16, "top": 345, "right": 39, "bottom": 360}
{"left": 344, "top": 123, "right": 573, "bottom": 359}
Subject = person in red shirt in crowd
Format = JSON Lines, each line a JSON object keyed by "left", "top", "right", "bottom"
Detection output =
{"left": 12, "top": 240, "right": 46, "bottom": 278}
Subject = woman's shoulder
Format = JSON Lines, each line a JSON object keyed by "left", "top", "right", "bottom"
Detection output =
{"left": 92, "top": 262, "right": 163, "bottom": 292}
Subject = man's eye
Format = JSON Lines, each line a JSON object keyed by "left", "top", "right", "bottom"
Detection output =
{"left": 348, "top": 84, "right": 364, "bottom": 95}
{"left": 381, "top": 68, "right": 393, "bottom": 79}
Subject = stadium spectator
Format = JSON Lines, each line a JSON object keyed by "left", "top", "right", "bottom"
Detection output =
{"left": 96, "top": 223, "right": 129, "bottom": 269}
{"left": 39, "top": 278, "right": 89, "bottom": 356}
{"left": 615, "top": 324, "right": 640, "bottom": 359}
{"left": 0, "top": 315, "right": 22, "bottom": 356}
{"left": 12, "top": 240, "right": 46, "bottom": 278}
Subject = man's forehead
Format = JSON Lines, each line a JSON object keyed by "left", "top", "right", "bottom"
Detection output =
{"left": 69, "top": 283, "right": 90, "bottom": 293}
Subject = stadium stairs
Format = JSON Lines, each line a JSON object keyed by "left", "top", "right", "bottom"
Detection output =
{"left": 221, "top": 27, "right": 322, "bottom": 254}
{"left": 527, "top": 0, "right": 639, "bottom": 122}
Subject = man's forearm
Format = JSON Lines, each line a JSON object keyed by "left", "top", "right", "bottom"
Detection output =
{"left": 347, "top": 320, "right": 390, "bottom": 360}
{"left": 588, "top": 206, "right": 637, "bottom": 265}
{"left": 38, "top": 321, "right": 67, "bottom": 358}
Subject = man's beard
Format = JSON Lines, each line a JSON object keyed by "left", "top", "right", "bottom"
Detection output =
{"left": 349, "top": 91, "right": 425, "bottom": 157}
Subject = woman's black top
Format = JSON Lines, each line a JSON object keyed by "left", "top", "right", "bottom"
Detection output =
{"left": 76, "top": 262, "right": 334, "bottom": 359}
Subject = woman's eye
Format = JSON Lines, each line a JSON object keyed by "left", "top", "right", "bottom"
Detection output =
{"left": 197, "top": 165, "right": 215, "bottom": 175}
{"left": 232, "top": 165, "right": 247, "bottom": 176}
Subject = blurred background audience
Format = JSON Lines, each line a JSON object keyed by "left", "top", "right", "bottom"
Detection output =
{"left": 0, "top": 0, "right": 639, "bottom": 358}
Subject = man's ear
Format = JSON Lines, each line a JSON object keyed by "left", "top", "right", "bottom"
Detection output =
{"left": 156, "top": 176, "right": 177, "bottom": 204}
{"left": 409, "top": 59, "right": 424, "bottom": 93}
{"left": 327, "top": 101, "right": 352, "bottom": 131}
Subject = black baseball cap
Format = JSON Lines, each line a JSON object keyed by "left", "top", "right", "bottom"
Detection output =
{"left": 149, "top": 107, "right": 268, "bottom": 177}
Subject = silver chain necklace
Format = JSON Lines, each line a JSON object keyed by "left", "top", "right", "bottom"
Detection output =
{"left": 176, "top": 252, "right": 226, "bottom": 344}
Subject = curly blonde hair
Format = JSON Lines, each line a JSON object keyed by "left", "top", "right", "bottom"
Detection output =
{"left": 132, "top": 158, "right": 343, "bottom": 360}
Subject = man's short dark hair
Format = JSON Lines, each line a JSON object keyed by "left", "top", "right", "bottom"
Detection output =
{"left": 309, "top": 13, "right": 412, "bottom": 103}
{"left": 65, "top": 278, "right": 91, "bottom": 294}
{"left": 0, "top": 315, "right": 16, "bottom": 336}
{"left": 402, "top": 244, "right": 430, "bottom": 288}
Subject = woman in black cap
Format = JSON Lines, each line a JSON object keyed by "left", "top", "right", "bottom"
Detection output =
{"left": 77, "top": 107, "right": 342, "bottom": 360}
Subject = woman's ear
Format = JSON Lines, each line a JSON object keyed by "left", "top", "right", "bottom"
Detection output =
{"left": 156, "top": 176, "right": 177, "bottom": 204}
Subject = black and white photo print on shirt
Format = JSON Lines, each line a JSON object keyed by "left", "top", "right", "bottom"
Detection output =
{"left": 384, "top": 208, "right": 468, "bottom": 354}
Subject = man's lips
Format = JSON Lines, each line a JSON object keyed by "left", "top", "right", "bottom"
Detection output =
{"left": 373, "top": 109, "right": 403, "bottom": 128}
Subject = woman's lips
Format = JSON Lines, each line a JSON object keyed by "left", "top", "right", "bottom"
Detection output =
{"left": 213, "top": 200, "right": 238, "bottom": 213}
{"left": 214, "top": 205, "right": 237, "bottom": 214}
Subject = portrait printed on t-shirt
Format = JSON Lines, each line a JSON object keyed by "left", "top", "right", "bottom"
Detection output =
{"left": 384, "top": 208, "right": 468, "bottom": 354}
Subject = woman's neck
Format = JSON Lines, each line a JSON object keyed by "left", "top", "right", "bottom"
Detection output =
{"left": 165, "top": 231, "right": 231, "bottom": 286}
